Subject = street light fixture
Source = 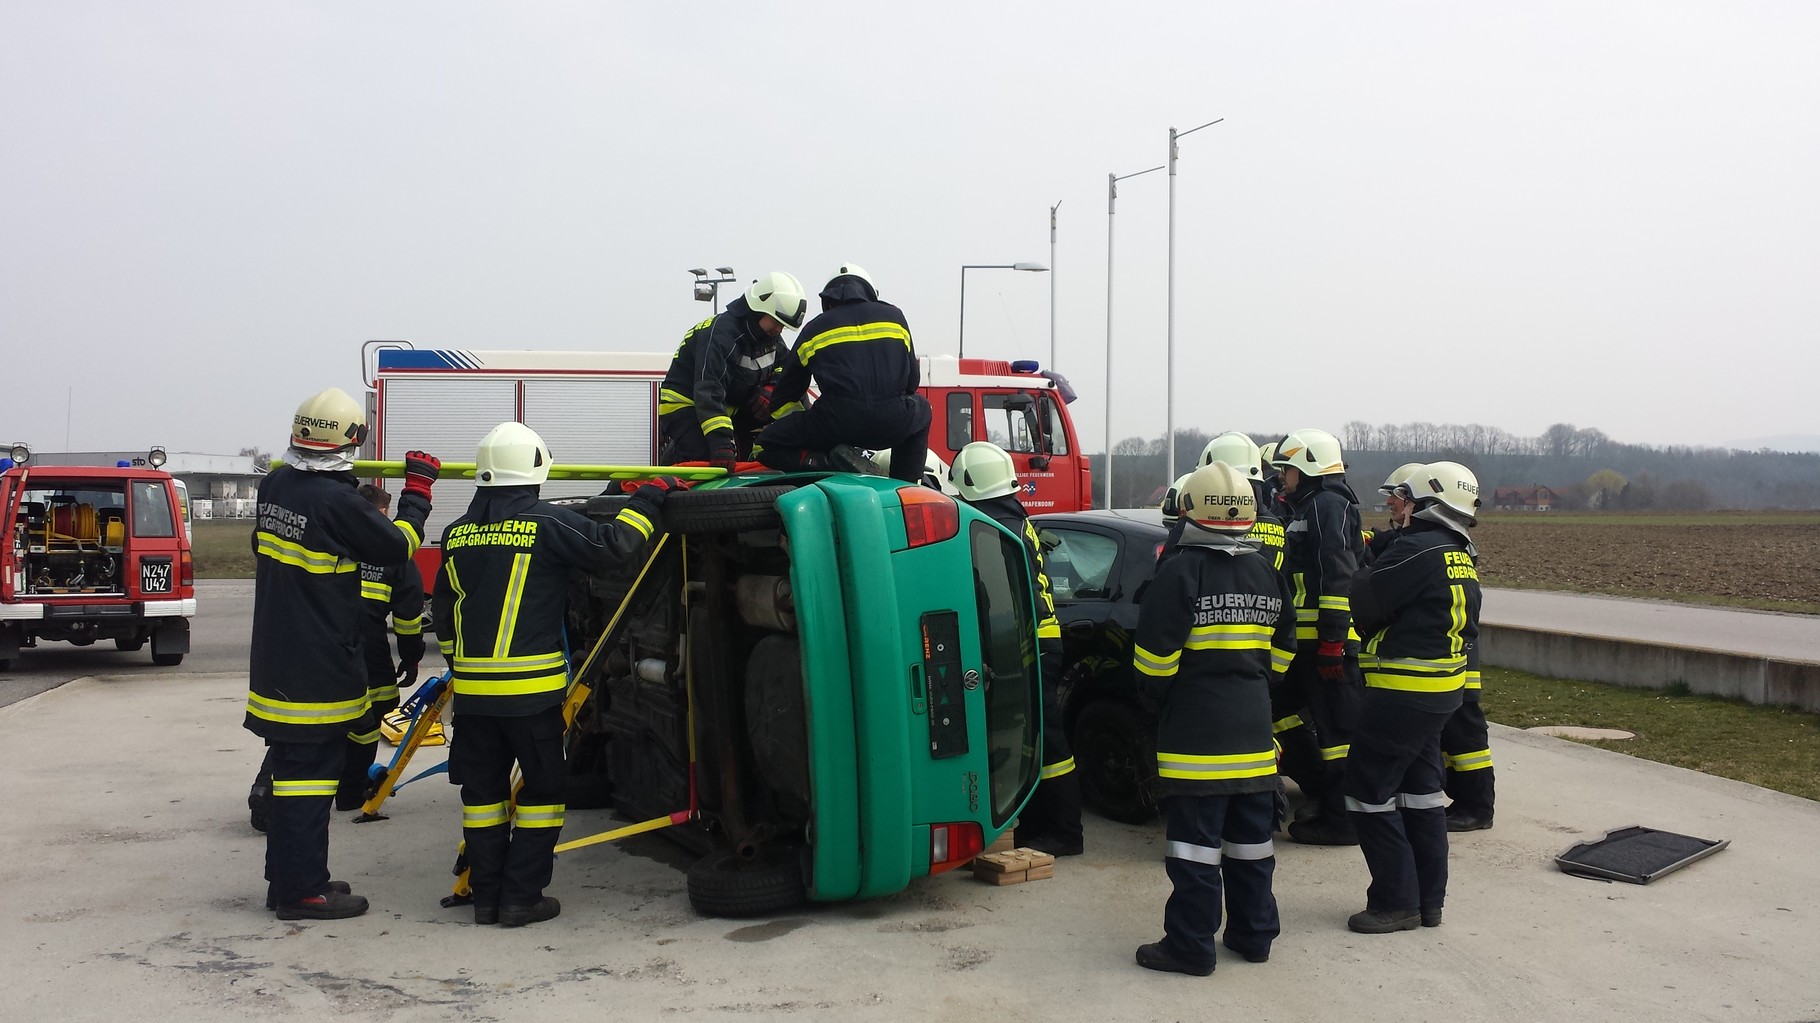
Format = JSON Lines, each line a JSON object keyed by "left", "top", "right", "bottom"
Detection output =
{"left": 958, "top": 263, "right": 1049, "bottom": 358}
{"left": 1165, "top": 116, "right": 1222, "bottom": 483}
{"left": 689, "top": 266, "right": 739, "bottom": 313}
{"left": 1103, "top": 163, "right": 1164, "bottom": 509}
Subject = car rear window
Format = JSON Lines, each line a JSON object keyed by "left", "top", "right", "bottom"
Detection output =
{"left": 969, "top": 520, "right": 1040, "bottom": 826}
{"left": 132, "top": 481, "right": 176, "bottom": 538}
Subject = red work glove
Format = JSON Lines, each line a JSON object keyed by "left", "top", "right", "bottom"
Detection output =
{"left": 1316, "top": 639, "right": 1347, "bottom": 681}
{"left": 747, "top": 382, "right": 777, "bottom": 421}
{"left": 402, "top": 450, "right": 441, "bottom": 499}
{"left": 706, "top": 433, "right": 738, "bottom": 474}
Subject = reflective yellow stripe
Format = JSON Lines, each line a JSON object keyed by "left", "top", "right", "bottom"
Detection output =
{"left": 1037, "top": 619, "right": 1061, "bottom": 640}
{"left": 772, "top": 400, "right": 805, "bottom": 419}
{"left": 617, "top": 507, "right": 654, "bottom": 540}
{"left": 701, "top": 415, "right": 733, "bottom": 434}
{"left": 1449, "top": 583, "right": 1468, "bottom": 657}
{"left": 395, "top": 519, "right": 421, "bottom": 557}
{"left": 438, "top": 639, "right": 455, "bottom": 656}
{"left": 658, "top": 387, "right": 693, "bottom": 415}
{"left": 1365, "top": 671, "right": 1466, "bottom": 693}
{"left": 1185, "top": 622, "right": 1272, "bottom": 651}
{"left": 368, "top": 684, "right": 400, "bottom": 705}
{"left": 1041, "top": 756, "right": 1076, "bottom": 780}
{"left": 361, "top": 580, "right": 392, "bottom": 602}
{"left": 254, "top": 532, "right": 355, "bottom": 574}
{"left": 1465, "top": 670, "right": 1483, "bottom": 690}
{"left": 393, "top": 614, "right": 422, "bottom": 636}
{"left": 1291, "top": 572, "right": 1306, "bottom": 609}
{"left": 246, "top": 691, "right": 369, "bottom": 725}
{"left": 346, "top": 727, "right": 381, "bottom": 745}
{"left": 272, "top": 779, "right": 339, "bottom": 798}
{"left": 1319, "top": 743, "right": 1350, "bottom": 761}
{"left": 1133, "top": 643, "right": 1180, "bottom": 677}
{"left": 451, "top": 651, "right": 569, "bottom": 698}
{"left": 796, "top": 320, "right": 912, "bottom": 363}
{"left": 1270, "top": 646, "right": 1296, "bottom": 674}
{"left": 1445, "top": 748, "right": 1494, "bottom": 771}
{"left": 464, "top": 801, "right": 510, "bottom": 829}
{"left": 1273, "top": 714, "right": 1304, "bottom": 733}
{"left": 514, "top": 803, "right": 567, "bottom": 829}
{"left": 1156, "top": 749, "right": 1277, "bottom": 781}
{"left": 492, "top": 553, "right": 532, "bottom": 660}
{"left": 447, "top": 559, "right": 467, "bottom": 658}
{"left": 1318, "top": 595, "right": 1350, "bottom": 612}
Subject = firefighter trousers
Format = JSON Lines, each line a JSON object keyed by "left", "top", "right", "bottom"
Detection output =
{"left": 338, "top": 705, "right": 386, "bottom": 808}
{"left": 1160, "top": 790, "right": 1280, "bottom": 969}
{"left": 1441, "top": 698, "right": 1495, "bottom": 820}
{"left": 1018, "top": 671, "right": 1083, "bottom": 850}
{"left": 1343, "top": 701, "right": 1454, "bottom": 914}
{"left": 451, "top": 706, "right": 568, "bottom": 911}
{"left": 755, "top": 395, "right": 932, "bottom": 483}
{"left": 1273, "top": 653, "right": 1362, "bottom": 815}
{"left": 264, "top": 738, "right": 344, "bottom": 907}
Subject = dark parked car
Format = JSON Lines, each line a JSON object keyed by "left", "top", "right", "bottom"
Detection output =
{"left": 1033, "top": 509, "right": 1169, "bottom": 823}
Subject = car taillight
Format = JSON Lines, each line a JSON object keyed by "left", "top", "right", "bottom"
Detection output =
{"left": 900, "top": 487, "right": 959, "bottom": 548}
{"left": 929, "top": 821, "right": 984, "bottom": 874}
{"left": 180, "top": 549, "right": 193, "bottom": 588}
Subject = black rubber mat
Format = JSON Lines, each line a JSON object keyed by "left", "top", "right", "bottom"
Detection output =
{"left": 1556, "top": 825, "right": 1728, "bottom": 884}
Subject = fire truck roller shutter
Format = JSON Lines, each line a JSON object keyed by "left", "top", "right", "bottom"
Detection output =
{"left": 379, "top": 377, "right": 516, "bottom": 544}
{"left": 521, "top": 378, "right": 658, "bottom": 506}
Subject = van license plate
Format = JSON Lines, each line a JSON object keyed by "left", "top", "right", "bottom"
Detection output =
{"left": 141, "top": 558, "right": 173, "bottom": 594}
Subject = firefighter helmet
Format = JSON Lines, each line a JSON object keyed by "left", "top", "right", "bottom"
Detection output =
{"left": 1178, "top": 461, "right": 1256, "bottom": 541}
{"left": 746, "top": 271, "right": 809, "bottom": 330}
{"left": 1380, "top": 462, "right": 1427, "bottom": 496}
{"left": 952, "top": 441, "right": 1018, "bottom": 502}
{"left": 829, "top": 262, "right": 875, "bottom": 293}
{"left": 475, "top": 421, "right": 552, "bottom": 487}
{"left": 1200, "top": 431, "right": 1263, "bottom": 479}
{"left": 1260, "top": 441, "right": 1278, "bottom": 467}
{"left": 1159, "top": 471, "right": 1194, "bottom": 525}
{"left": 1409, "top": 460, "right": 1482, "bottom": 527}
{"left": 290, "top": 387, "right": 368, "bottom": 452}
{"left": 1271, "top": 428, "right": 1345, "bottom": 476}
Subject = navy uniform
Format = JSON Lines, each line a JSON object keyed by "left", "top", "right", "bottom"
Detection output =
{"left": 1134, "top": 463, "right": 1296, "bottom": 976}
{"left": 756, "top": 266, "right": 932, "bottom": 483}
{"left": 337, "top": 554, "right": 426, "bottom": 808}
{"left": 1441, "top": 641, "right": 1495, "bottom": 830}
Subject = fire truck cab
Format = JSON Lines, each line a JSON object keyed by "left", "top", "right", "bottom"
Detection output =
{"left": 0, "top": 445, "right": 196, "bottom": 670}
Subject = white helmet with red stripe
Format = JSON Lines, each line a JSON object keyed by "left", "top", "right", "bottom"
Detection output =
{"left": 1177, "top": 461, "right": 1256, "bottom": 543}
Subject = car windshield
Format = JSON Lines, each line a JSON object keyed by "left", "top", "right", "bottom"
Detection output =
{"left": 969, "top": 520, "right": 1040, "bottom": 825}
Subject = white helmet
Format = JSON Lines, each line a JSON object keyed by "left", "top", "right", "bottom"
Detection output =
{"left": 746, "top": 271, "right": 809, "bottom": 330}
{"left": 1259, "top": 441, "right": 1279, "bottom": 469}
{"left": 1380, "top": 462, "right": 1427, "bottom": 496}
{"left": 1271, "top": 428, "right": 1345, "bottom": 477}
{"left": 1159, "top": 471, "right": 1194, "bottom": 525}
{"left": 1409, "top": 460, "right": 1481, "bottom": 528}
{"left": 290, "top": 387, "right": 368, "bottom": 452}
{"left": 952, "top": 441, "right": 1018, "bottom": 502}
{"left": 1178, "top": 462, "right": 1257, "bottom": 542}
{"left": 875, "top": 448, "right": 957, "bottom": 495}
{"left": 475, "top": 421, "right": 552, "bottom": 487}
{"left": 830, "top": 262, "right": 875, "bottom": 293}
{"left": 1200, "top": 431, "right": 1262, "bottom": 479}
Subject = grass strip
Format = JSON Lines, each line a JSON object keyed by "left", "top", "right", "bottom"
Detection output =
{"left": 192, "top": 519, "right": 255, "bottom": 579}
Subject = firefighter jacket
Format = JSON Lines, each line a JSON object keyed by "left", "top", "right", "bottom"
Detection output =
{"left": 972, "top": 494, "right": 1062, "bottom": 646}
{"left": 432, "top": 485, "right": 663, "bottom": 717}
{"left": 659, "top": 294, "right": 781, "bottom": 443}
{"left": 770, "top": 280, "right": 917, "bottom": 413}
{"left": 1350, "top": 518, "right": 1480, "bottom": 715}
{"left": 359, "top": 559, "right": 425, "bottom": 713}
{"left": 245, "top": 466, "right": 429, "bottom": 743}
{"left": 1281, "top": 475, "right": 1365, "bottom": 648}
{"left": 1161, "top": 481, "right": 1286, "bottom": 572}
{"left": 1133, "top": 536, "right": 1298, "bottom": 797}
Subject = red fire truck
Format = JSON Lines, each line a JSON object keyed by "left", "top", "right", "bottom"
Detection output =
{"left": 360, "top": 341, "right": 1091, "bottom": 584}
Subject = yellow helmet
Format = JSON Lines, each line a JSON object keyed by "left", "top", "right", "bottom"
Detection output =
{"left": 952, "top": 441, "right": 1019, "bottom": 502}
{"left": 290, "top": 387, "right": 367, "bottom": 452}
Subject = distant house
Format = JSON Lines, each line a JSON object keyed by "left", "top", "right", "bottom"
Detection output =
{"left": 1493, "top": 483, "right": 1555, "bottom": 511}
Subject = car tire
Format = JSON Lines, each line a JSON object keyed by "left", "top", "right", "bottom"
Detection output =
{"left": 686, "top": 847, "right": 807, "bottom": 918}
{"left": 115, "top": 637, "right": 145, "bottom": 652}
{"left": 151, "top": 652, "right": 184, "bottom": 667}
{"left": 665, "top": 486, "right": 789, "bottom": 534}
{"left": 1071, "top": 699, "right": 1159, "bottom": 824}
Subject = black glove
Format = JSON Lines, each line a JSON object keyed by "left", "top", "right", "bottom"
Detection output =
{"left": 1316, "top": 639, "right": 1347, "bottom": 681}
{"left": 395, "top": 662, "right": 419, "bottom": 690}
{"left": 747, "top": 382, "right": 777, "bottom": 421}
{"left": 706, "top": 432, "right": 738, "bottom": 473}
{"left": 402, "top": 450, "right": 441, "bottom": 499}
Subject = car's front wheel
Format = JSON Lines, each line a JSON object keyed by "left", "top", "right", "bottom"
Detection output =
{"left": 685, "top": 847, "right": 807, "bottom": 918}
{"left": 1070, "top": 699, "right": 1159, "bottom": 824}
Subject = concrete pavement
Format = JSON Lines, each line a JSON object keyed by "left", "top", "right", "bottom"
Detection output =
{"left": 1483, "top": 587, "right": 1820, "bottom": 664}
{"left": 4, "top": 670, "right": 1817, "bottom": 1023}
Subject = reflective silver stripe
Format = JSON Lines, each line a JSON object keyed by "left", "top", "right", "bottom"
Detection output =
{"left": 1345, "top": 795, "right": 1398, "bottom": 813}
{"left": 246, "top": 692, "right": 368, "bottom": 722}
{"left": 514, "top": 803, "right": 566, "bottom": 828}
{"left": 737, "top": 350, "right": 778, "bottom": 370}
{"left": 1398, "top": 791, "right": 1448, "bottom": 809}
{"left": 1222, "top": 839, "right": 1275, "bottom": 861}
{"left": 272, "top": 779, "right": 338, "bottom": 798}
{"left": 492, "top": 553, "right": 532, "bottom": 659}
{"left": 464, "top": 802, "right": 510, "bottom": 828}
{"left": 1165, "top": 840, "right": 1222, "bottom": 865}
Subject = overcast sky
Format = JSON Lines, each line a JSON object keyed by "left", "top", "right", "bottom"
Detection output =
{"left": 3, "top": 1, "right": 1816, "bottom": 458}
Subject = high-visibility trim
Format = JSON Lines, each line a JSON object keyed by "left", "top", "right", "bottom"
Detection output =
{"left": 1318, "top": 743, "right": 1350, "bottom": 761}
{"left": 464, "top": 801, "right": 511, "bottom": 829}
{"left": 1318, "top": 595, "right": 1351, "bottom": 612}
{"left": 1133, "top": 643, "right": 1180, "bottom": 678}
{"left": 1398, "top": 791, "right": 1448, "bottom": 810}
{"left": 514, "top": 803, "right": 567, "bottom": 829}
{"left": 347, "top": 727, "right": 381, "bottom": 745}
{"left": 617, "top": 507, "right": 654, "bottom": 540}
{"left": 1445, "top": 748, "right": 1494, "bottom": 772}
{"left": 492, "top": 553, "right": 532, "bottom": 660}
{"left": 393, "top": 614, "right": 423, "bottom": 637}
{"left": 772, "top": 400, "right": 805, "bottom": 419}
{"left": 1165, "top": 840, "right": 1222, "bottom": 865}
{"left": 700, "top": 415, "right": 734, "bottom": 434}
{"left": 1270, "top": 646, "right": 1296, "bottom": 674}
{"left": 1273, "top": 714, "right": 1305, "bottom": 734}
{"left": 1448, "top": 583, "right": 1468, "bottom": 657}
{"left": 1291, "top": 572, "right": 1307, "bottom": 609}
{"left": 254, "top": 532, "right": 355, "bottom": 575}
{"left": 446, "top": 560, "right": 468, "bottom": 658}
{"left": 451, "top": 651, "right": 569, "bottom": 698}
{"left": 395, "top": 519, "right": 421, "bottom": 557}
{"left": 246, "top": 691, "right": 369, "bottom": 725}
{"left": 796, "top": 321, "right": 912, "bottom": 364}
{"left": 439, "top": 639, "right": 455, "bottom": 656}
{"left": 368, "top": 684, "right": 400, "bottom": 705}
{"left": 1222, "top": 839, "right": 1275, "bottom": 861}
{"left": 1295, "top": 608, "right": 1320, "bottom": 621}
{"left": 1465, "top": 670, "right": 1483, "bottom": 691}
{"left": 361, "top": 580, "right": 393, "bottom": 602}
{"left": 658, "top": 387, "right": 693, "bottom": 414}
{"left": 1185, "top": 622, "right": 1273, "bottom": 651}
{"left": 1155, "top": 749, "right": 1277, "bottom": 781}
{"left": 1345, "top": 795, "right": 1398, "bottom": 814}
{"left": 1041, "top": 757, "right": 1076, "bottom": 780}
{"left": 1037, "top": 619, "right": 1062, "bottom": 640}
{"left": 272, "top": 778, "right": 339, "bottom": 798}
{"left": 1363, "top": 669, "right": 1467, "bottom": 694}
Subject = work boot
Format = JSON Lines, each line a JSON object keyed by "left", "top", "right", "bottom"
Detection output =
{"left": 499, "top": 897, "right": 561, "bottom": 928}
{"left": 473, "top": 903, "right": 499, "bottom": 926}
{"left": 276, "top": 889, "right": 369, "bottom": 921}
{"left": 1286, "top": 812, "right": 1358, "bottom": 846}
{"left": 1445, "top": 813, "right": 1492, "bottom": 832}
{"left": 829, "top": 445, "right": 883, "bottom": 475}
{"left": 1421, "top": 906, "right": 1443, "bottom": 928}
{"left": 1347, "top": 908, "right": 1421, "bottom": 934}
{"left": 1221, "top": 934, "right": 1270, "bottom": 963}
{"left": 266, "top": 880, "right": 352, "bottom": 911}
{"left": 1134, "top": 941, "right": 1213, "bottom": 977}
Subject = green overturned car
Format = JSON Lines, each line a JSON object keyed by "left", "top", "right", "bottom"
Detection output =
{"left": 565, "top": 472, "right": 1042, "bottom": 916}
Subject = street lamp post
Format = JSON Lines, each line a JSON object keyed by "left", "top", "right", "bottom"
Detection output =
{"left": 958, "top": 262, "right": 1049, "bottom": 358}
{"left": 1165, "top": 117, "right": 1222, "bottom": 483}
{"left": 1104, "top": 164, "right": 1163, "bottom": 510}
{"left": 1049, "top": 200, "right": 1062, "bottom": 372}
{"left": 688, "top": 266, "right": 739, "bottom": 314}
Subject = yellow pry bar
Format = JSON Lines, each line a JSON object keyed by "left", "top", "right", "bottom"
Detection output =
{"left": 270, "top": 457, "right": 724, "bottom": 482}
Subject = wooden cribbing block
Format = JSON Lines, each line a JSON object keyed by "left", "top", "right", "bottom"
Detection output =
{"left": 971, "top": 847, "right": 1057, "bottom": 885}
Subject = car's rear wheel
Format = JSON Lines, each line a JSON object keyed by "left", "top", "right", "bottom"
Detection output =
{"left": 151, "top": 652, "right": 184, "bottom": 667}
{"left": 114, "top": 637, "right": 145, "bottom": 652}
{"left": 586, "top": 485, "right": 790, "bottom": 534}
{"left": 1071, "top": 699, "right": 1159, "bottom": 824}
{"left": 686, "top": 847, "right": 807, "bottom": 918}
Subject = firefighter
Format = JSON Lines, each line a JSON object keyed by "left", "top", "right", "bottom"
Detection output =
{"left": 1156, "top": 471, "right": 1193, "bottom": 561}
{"left": 1272, "top": 428, "right": 1366, "bottom": 846}
{"left": 246, "top": 387, "right": 438, "bottom": 920}
{"left": 1258, "top": 440, "right": 1286, "bottom": 517}
{"left": 1365, "top": 463, "right": 1425, "bottom": 563}
{"left": 336, "top": 485, "right": 427, "bottom": 809}
{"left": 1343, "top": 460, "right": 1483, "bottom": 932}
{"left": 951, "top": 441, "right": 1081, "bottom": 855}
{"left": 432, "top": 422, "right": 680, "bottom": 927}
{"left": 658, "top": 271, "right": 809, "bottom": 471}
{"left": 1133, "top": 462, "right": 1297, "bottom": 976}
{"left": 1443, "top": 638, "right": 1495, "bottom": 832}
{"left": 755, "top": 263, "right": 933, "bottom": 482}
